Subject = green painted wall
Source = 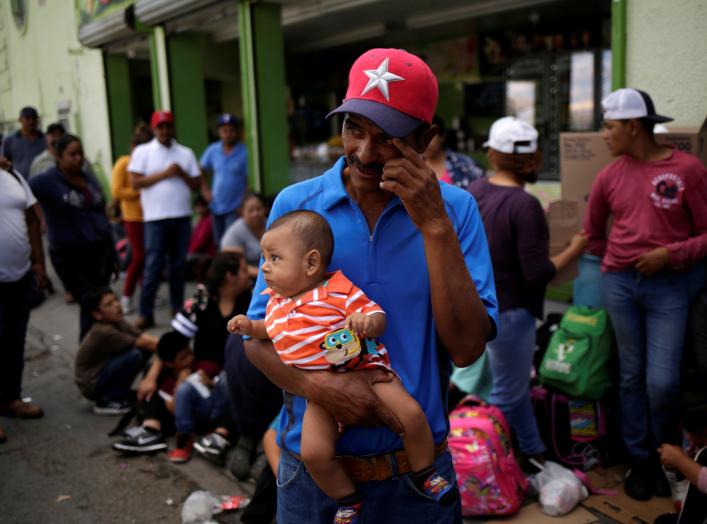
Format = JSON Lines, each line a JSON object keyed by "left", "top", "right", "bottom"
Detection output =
{"left": 239, "top": 1, "right": 289, "bottom": 196}
{"left": 104, "top": 53, "right": 133, "bottom": 158}
{"left": 168, "top": 32, "right": 208, "bottom": 155}
{"left": 252, "top": 5, "right": 290, "bottom": 195}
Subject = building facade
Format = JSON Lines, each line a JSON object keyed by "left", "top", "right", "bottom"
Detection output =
{"left": 1, "top": 0, "right": 705, "bottom": 196}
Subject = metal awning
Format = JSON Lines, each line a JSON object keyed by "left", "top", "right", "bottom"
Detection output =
{"left": 134, "top": 0, "right": 223, "bottom": 25}
{"left": 78, "top": 7, "right": 134, "bottom": 48}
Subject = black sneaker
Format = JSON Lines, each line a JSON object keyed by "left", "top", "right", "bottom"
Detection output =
{"left": 94, "top": 400, "right": 132, "bottom": 415}
{"left": 194, "top": 432, "right": 230, "bottom": 465}
{"left": 112, "top": 425, "right": 167, "bottom": 454}
{"left": 624, "top": 459, "right": 653, "bottom": 501}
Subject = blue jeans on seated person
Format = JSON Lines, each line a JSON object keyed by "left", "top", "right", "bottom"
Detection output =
{"left": 140, "top": 217, "right": 191, "bottom": 318}
{"left": 602, "top": 268, "right": 691, "bottom": 460}
{"left": 276, "top": 447, "right": 461, "bottom": 523}
{"left": 92, "top": 348, "right": 144, "bottom": 403}
{"left": 486, "top": 308, "right": 546, "bottom": 456}
{"left": 175, "top": 371, "right": 229, "bottom": 434}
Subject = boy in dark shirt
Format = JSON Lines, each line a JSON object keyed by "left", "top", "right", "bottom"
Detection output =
{"left": 75, "top": 287, "right": 157, "bottom": 414}
{"left": 112, "top": 331, "right": 195, "bottom": 454}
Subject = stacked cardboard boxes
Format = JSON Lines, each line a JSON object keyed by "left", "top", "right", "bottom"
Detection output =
{"left": 547, "top": 117, "right": 707, "bottom": 284}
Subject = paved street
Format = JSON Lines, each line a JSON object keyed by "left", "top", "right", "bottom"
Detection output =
{"left": 0, "top": 268, "right": 673, "bottom": 524}
{"left": 0, "top": 271, "right": 251, "bottom": 524}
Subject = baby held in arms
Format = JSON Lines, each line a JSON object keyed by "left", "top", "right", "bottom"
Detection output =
{"left": 228, "top": 210, "right": 457, "bottom": 523}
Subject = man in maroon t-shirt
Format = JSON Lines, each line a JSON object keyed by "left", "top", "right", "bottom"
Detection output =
{"left": 585, "top": 88, "right": 707, "bottom": 502}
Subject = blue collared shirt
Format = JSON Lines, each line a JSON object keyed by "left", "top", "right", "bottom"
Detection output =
{"left": 200, "top": 141, "right": 248, "bottom": 215}
{"left": 1, "top": 131, "right": 46, "bottom": 179}
{"left": 247, "top": 156, "right": 498, "bottom": 456}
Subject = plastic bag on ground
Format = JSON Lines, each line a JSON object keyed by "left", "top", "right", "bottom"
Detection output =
{"left": 181, "top": 490, "right": 222, "bottom": 524}
{"left": 530, "top": 460, "right": 588, "bottom": 516}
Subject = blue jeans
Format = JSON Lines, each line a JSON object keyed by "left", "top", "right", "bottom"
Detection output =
{"left": 276, "top": 448, "right": 461, "bottom": 524}
{"left": 211, "top": 212, "right": 237, "bottom": 248}
{"left": 602, "top": 269, "right": 691, "bottom": 460}
{"left": 140, "top": 217, "right": 191, "bottom": 317}
{"left": 174, "top": 371, "right": 230, "bottom": 434}
{"left": 487, "top": 308, "right": 546, "bottom": 455}
{"left": 92, "top": 348, "right": 144, "bottom": 403}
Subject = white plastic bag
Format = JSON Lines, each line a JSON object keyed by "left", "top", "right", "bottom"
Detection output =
{"left": 181, "top": 490, "right": 222, "bottom": 524}
{"left": 530, "top": 461, "right": 588, "bottom": 516}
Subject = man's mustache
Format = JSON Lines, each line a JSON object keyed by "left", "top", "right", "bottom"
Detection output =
{"left": 347, "top": 155, "right": 384, "bottom": 174}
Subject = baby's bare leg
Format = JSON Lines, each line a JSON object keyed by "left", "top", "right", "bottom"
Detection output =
{"left": 301, "top": 402, "right": 356, "bottom": 500}
{"left": 372, "top": 379, "right": 434, "bottom": 471}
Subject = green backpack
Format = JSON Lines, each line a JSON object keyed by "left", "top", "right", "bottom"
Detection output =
{"left": 539, "top": 306, "right": 613, "bottom": 400}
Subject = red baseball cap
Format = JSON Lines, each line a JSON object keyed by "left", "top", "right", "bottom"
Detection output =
{"left": 150, "top": 110, "right": 174, "bottom": 128}
{"left": 327, "top": 48, "right": 438, "bottom": 138}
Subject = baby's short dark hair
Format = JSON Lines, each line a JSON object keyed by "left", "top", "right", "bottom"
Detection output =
{"left": 83, "top": 286, "right": 115, "bottom": 313}
{"left": 157, "top": 331, "right": 190, "bottom": 362}
{"left": 268, "top": 210, "right": 334, "bottom": 265}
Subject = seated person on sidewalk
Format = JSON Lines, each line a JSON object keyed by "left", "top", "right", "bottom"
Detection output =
{"left": 229, "top": 210, "right": 458, "bottom": 522}
{"left": 655, "top": 405, "right": 707, "bottom": 524}
{"left": 112, "top": 331, "right": 194, "bottom": 454}
{"left": 171, "top": 251, "right": 252, "bottom": 464}
{"left": 167, "top": 369, "right": 231, "bottom": 464}
{"left": 186, "top": 196, "right": 217, "bottom": 283}
{"left": 75, "top": 287, "right": 158, "bottom": 415}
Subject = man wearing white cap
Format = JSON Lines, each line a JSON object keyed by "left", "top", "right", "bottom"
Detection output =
{"left": 585, "top": 88, "right": 707, "bottom": 501}
{"left": 469, "top": 117, "right": 586, "bottom": 461}
{"left": 243, "top": 48, "right": 498, "bottom": 523}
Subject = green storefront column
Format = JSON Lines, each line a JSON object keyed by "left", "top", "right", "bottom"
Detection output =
{"left": 168, "top": 33, "right": 208, "bottom": 154}
{"left": 149, "top": 26, "right": 171, "bottom": 110}
{"left": 238, "top": 1, "right": 290, "bottom": 195}
{"left": 611, "top": 0, "right": 627, "bottom": 90}
{"left": 104, "top": 53, "right": 134, "bottom": 159}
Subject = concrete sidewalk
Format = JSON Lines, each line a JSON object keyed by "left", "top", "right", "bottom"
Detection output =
{"left": 0, "top": 272, "right": 251, "bottom": 524}
{"left": 0, "top": 268, "right": 673, "bottom": 523}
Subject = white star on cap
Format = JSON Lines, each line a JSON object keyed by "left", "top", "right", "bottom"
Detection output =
{"left": 361, "top": 57, "right": 404, "bottom": 101}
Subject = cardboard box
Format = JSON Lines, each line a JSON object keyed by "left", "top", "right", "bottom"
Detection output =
{"left": 560, "top": 117, "right": 707, "bottom": 222}
{"left": 547, "top": 199, "right": 580, "bottom": 285}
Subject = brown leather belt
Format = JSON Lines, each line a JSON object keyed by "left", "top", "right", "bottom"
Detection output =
{"left": 337, "top": 439, "right": 448, "bottom": 483}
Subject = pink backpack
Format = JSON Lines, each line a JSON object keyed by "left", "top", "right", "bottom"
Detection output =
{"left": 449, "top": 395, "right": 527, "bottom": 516}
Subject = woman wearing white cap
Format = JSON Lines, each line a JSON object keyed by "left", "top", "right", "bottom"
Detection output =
{"left": 468, "top": 117, "right": 586, "bottom": 461}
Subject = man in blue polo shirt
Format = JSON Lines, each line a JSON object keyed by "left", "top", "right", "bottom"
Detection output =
{"left": 0, "top": 107, "right": 46, "bottom": 179}
{"left": 200, "top": 114, "right": 249, "bottom": 245}
{"left": 242, "top": 48, "right": 497, "bottom": 523}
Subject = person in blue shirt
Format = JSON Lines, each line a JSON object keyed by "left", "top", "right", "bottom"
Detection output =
{"left": 241, "top": 48, "right": 498, "bottom": 524}
{"left": 0, "top": 106, "right": 46, "bottom": 179}
{"left": 200, "top": 114, "right": 249, "bottom": 246}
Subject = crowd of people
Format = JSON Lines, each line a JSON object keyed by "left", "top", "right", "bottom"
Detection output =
{"left": 1, "top": 46, "right": 706, "bottom": 524}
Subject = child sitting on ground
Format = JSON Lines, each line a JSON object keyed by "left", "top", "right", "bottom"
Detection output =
{"left": 112, "top": 331, "right": 194, "bottom": 454}
{"left": 228, "top": 210, "right": 457, "bottom": 523}
{"left": 655, "top": 404, "right": 707, "bottom": 524}
{"left": 75, "top": 287, "right": 158, "bottom": 415}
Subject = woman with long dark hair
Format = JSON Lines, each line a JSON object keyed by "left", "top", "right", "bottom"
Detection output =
{"left": 29, "top": 134, "right": 115, "bottom": 340}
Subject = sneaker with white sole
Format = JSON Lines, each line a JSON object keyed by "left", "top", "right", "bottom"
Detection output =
{"left": 94, "top": 400, "right": 132, "bottom": 415}
{"left": 194, "top": 432, "right": 230, "bottom": 465}
{"left": 112, "top": 425, "right": 167, "bottom": 454}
